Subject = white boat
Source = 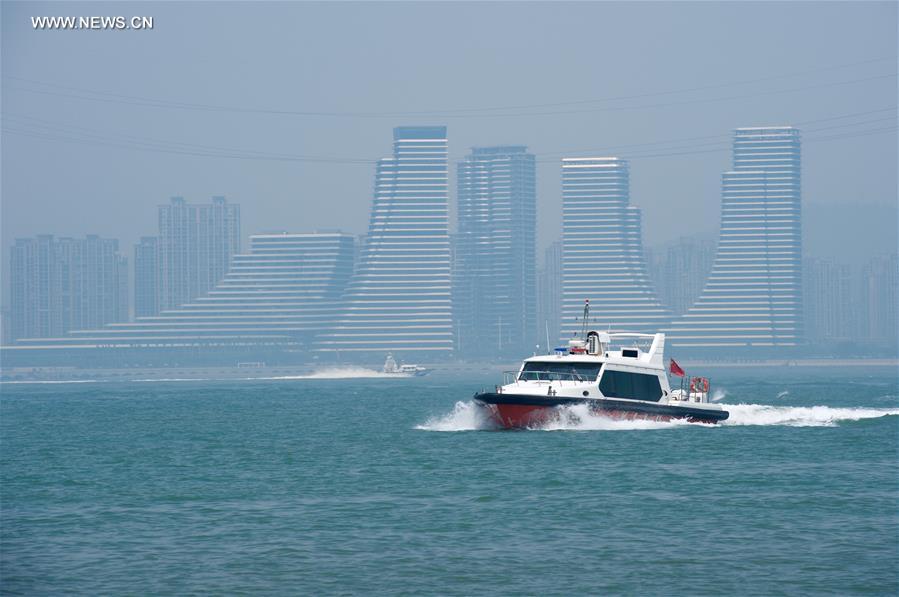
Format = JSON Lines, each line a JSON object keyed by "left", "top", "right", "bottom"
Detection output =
{"left": 474, "top": 301, "right": 728, "bottom": 428}
{"left": 382, "top": 353, "right": 429, "bottom": 377}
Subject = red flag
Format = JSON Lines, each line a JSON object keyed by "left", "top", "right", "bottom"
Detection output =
{"left": 669, "top": 358, "right": 685, "bottom": 377}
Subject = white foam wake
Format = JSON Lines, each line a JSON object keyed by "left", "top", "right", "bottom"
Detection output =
{"left": 264, "top": 367, "right": 403, "bottom": 380}
{"left": 416, "top": 401, "right": 898, "bottom": 432}
{"left": 538, "top": 403, "right": 705, "bottom": 431}
{"left": 722, "top": 404, "right": 899, "bottom": 427}
{"left": 415, "top": 401, "right": 495, "bottom": 431}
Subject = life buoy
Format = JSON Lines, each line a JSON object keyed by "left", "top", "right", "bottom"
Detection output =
{"left": 690, "top": 377, "right": 710, "bottom": 393}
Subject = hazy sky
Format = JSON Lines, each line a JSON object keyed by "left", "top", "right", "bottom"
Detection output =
{"left": 2, "top": 1, "right": 897, "bottom": 295}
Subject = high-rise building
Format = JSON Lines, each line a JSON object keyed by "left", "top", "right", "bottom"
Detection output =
{"left": 134, "top": 236, "right": 159, "bottom": 318}
{"left": 560, "top": 157, "right": 670, "bottom": 339}
{"left": 316, "top": 126, "right": 453, "bottom": 357}
{"left": 537, "top": 241, "right": 563, "bottom": 351}
{"left": 455, "top": 146, "right": 536, "bottom": 357}
{"left": 649, "top": 238, "right": 716, "bottom": 317}
{"left": 158, "top": 196, "right": 240, "bottom": 311}
{"left": 803, "top": 258, "right": 854, "bottom": 342}
{"left": 667, "top": 127, "right": 803, "bottom": 349}
{"left": 860, "top": 253, "right": 898, "bottom": 346}
{"left": 10, "top": 232, "right": 354, "bottom": 354}
{"left": 0, "top": 307, "right": 10, "bottom": 346}
{"left": 8, "top": 235, "right": 128, "bottom": 341}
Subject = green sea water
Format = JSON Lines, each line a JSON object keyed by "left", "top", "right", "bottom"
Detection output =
{"left": 2, "top": 367, "right": 897, "bottom": 595}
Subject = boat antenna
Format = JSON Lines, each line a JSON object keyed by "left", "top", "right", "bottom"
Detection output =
{"left": 581, "top": 299, "right": 590, "bottom": 338}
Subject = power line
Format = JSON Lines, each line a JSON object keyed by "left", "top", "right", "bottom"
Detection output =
{"left": 532, "top": 107, "right": 896, "bottom": 158}
{"left": 4, "top": 57, "right": 895, "bottom": 119}
{"left": 2, "top": 113, "right": 378, "bottom": 163}
{"left": 3, "top": 106, "right": 895, "bottom": 166}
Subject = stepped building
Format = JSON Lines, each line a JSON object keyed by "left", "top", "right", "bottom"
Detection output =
{"left": 455, "top": 146, "right": 536, "bottom": 357}
{"left": 560, "top": 157, "right": 670, "bottom": 339}
{"left": 158, "top": 196, "right": 241, "bottom": 311}
{"left": 667, "top": 127, "right": 803, "bottom": 349}
{"left": 6, "top": 233, "right": 354, "bottom": 365}
{"left": 315, "top": 126, "right": 453, "bottom": 357}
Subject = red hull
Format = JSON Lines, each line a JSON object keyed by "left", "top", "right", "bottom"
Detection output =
{"left": 487, "top": 403, "right": 712, "bottom": 429}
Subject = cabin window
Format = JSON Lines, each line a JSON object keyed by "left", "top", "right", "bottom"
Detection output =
{"left": 519, "top": 362, "right": 602, "bottom": 382}
{"left": 599, "top": 370, "right": 663, "bottom": 402}
{"left": 621, "top": 348, "right": 639, "bottom": 358}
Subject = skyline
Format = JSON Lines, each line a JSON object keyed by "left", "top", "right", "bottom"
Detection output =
{"left": 2, "top": 1, "right": 896, "bottom": 300}
{"left": 5, "top": 124, "right": 897, "bottom": 360}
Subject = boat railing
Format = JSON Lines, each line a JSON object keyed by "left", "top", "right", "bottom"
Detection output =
{"left": 503, "top": 370, "right": 597, "bottom": 384}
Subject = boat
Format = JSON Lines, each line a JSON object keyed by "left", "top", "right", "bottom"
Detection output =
{"left": 382, "top": 353, "right": 429, "bottom": 377}
{"left": 474, "top": 301, "right": 728, "bottom": 428}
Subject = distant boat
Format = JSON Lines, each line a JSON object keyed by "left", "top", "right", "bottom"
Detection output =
{"left": 382, "top": 353, "right": 429, "bottom": 377}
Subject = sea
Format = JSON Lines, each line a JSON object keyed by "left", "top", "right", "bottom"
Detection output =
{"left": 1, "top": 366, "right": 897, "bottom": 595}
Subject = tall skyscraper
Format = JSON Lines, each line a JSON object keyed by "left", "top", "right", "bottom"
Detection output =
{"left": 316, "top": 126, "right": 453, "bottom": 357}
{"left": 10, "top": 232, "right": 354, "bottom": 354}
{"left": 560, "top": 157, "right": 670, "bottom": 338}
{"left": 134, "top": 236, "right": 159, "bottom": 318}
{"left": 537, "top": 241, "right": 563, "bottom": 351}
{"left": 9, "top": 235, "right": 128, "bottom": 341}
{"left": 649, "top": 238, "right": 716, "bottom": 317}
{"left": 158, "top": 196, "right": 240, "bottom": 311}
{"left": 860, "top": 253, "right": 898, "bottom": 346}
{"left": 803, "top": 258, "right": 854, "bottom": 342}
{"left": 455, "top": 146, "right": 536, "bottom": 357}
{"left": 668, "top": 127, "right": 802, "bottom": 349}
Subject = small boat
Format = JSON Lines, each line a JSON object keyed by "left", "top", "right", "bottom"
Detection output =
{"left": 474, "top": 302, "right": 728, "bottom": 428}
{"left": 382, "top": 353, "right": 429, "bottom": 377}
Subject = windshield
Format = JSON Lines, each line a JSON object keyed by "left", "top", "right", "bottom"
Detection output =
{"left": 519, "top": 362, "right": 602, "bottom": 382}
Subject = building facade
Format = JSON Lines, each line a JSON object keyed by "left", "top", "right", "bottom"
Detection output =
{"left": 316, "top": 126, "right": 453, "bottom": 358}
{"left": 803, "top": 257, "right": 854, "bottom": 343}
{"left": 537, "top": 241, "right": 563, "bottom": 351}
{"left": 9, "top": 235, "right": 128, "bottom": 341}
{"left": 860, "top": 253, "right": 898, "bottom": 346}
{"left": 560, "top": 157, "right": 670, "bottom": 339}
{"left": 667, "top": 127, "right": 803, "bottom": 349}
{"left": 649, "top": 237, "right": 716, "bottom": 317}
{"left": 134, "top": 236, "right": 159, "bottom": 318}
{"left": 9, "top": 232, "right": 354, "bottom": 361}
{"left": 455, "top": 146, "right": 536, "bottom": 357}
{"left": 158, "top": 196, "right": 240, "bottom": 311}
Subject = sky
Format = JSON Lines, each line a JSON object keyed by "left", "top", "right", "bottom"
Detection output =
{"left": 2, "top": 1, "right": 897, "bottom": 299}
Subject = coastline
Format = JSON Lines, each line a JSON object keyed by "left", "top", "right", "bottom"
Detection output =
{"left": 2, "top": 357, "right": 897, "bottom": 383}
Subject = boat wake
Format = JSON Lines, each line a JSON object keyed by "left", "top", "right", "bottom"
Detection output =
{"left": 721, "top": 404, "right": 899, "bottom": 427}
{"left": 415, "top": 401, "right": 498, "bottom": 431}
{"left": 417, "top": 401, "right": 899, "bottom": 431}
{"left": 264, "top": 367, "right": 404, "bottom": 380}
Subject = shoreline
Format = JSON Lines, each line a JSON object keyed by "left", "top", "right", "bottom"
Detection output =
{"left": 2, "top": 358, "right": 897, "bottom": 383}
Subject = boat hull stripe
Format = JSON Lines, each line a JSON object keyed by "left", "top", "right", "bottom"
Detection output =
{"left": 473, "top": 392, "right": 729, "bottom": 423}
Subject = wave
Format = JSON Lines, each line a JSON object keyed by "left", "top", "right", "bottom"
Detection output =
{"left": 417, "top": 401, "right": 899, "bottom": 432}
{"left": 130, "top": 378, "right": 213, "bottom": 382}
{"left": 0, "top": 379, "right": 106, "bottom": 384}
{"left": 539, "top": 403, "right": 704, "bottom": 431}
{"left": 415, "top": 401, "right": 496, "bottom": 431}
{"left": 722, "top": 404, "right": 899, "bottom": 427}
